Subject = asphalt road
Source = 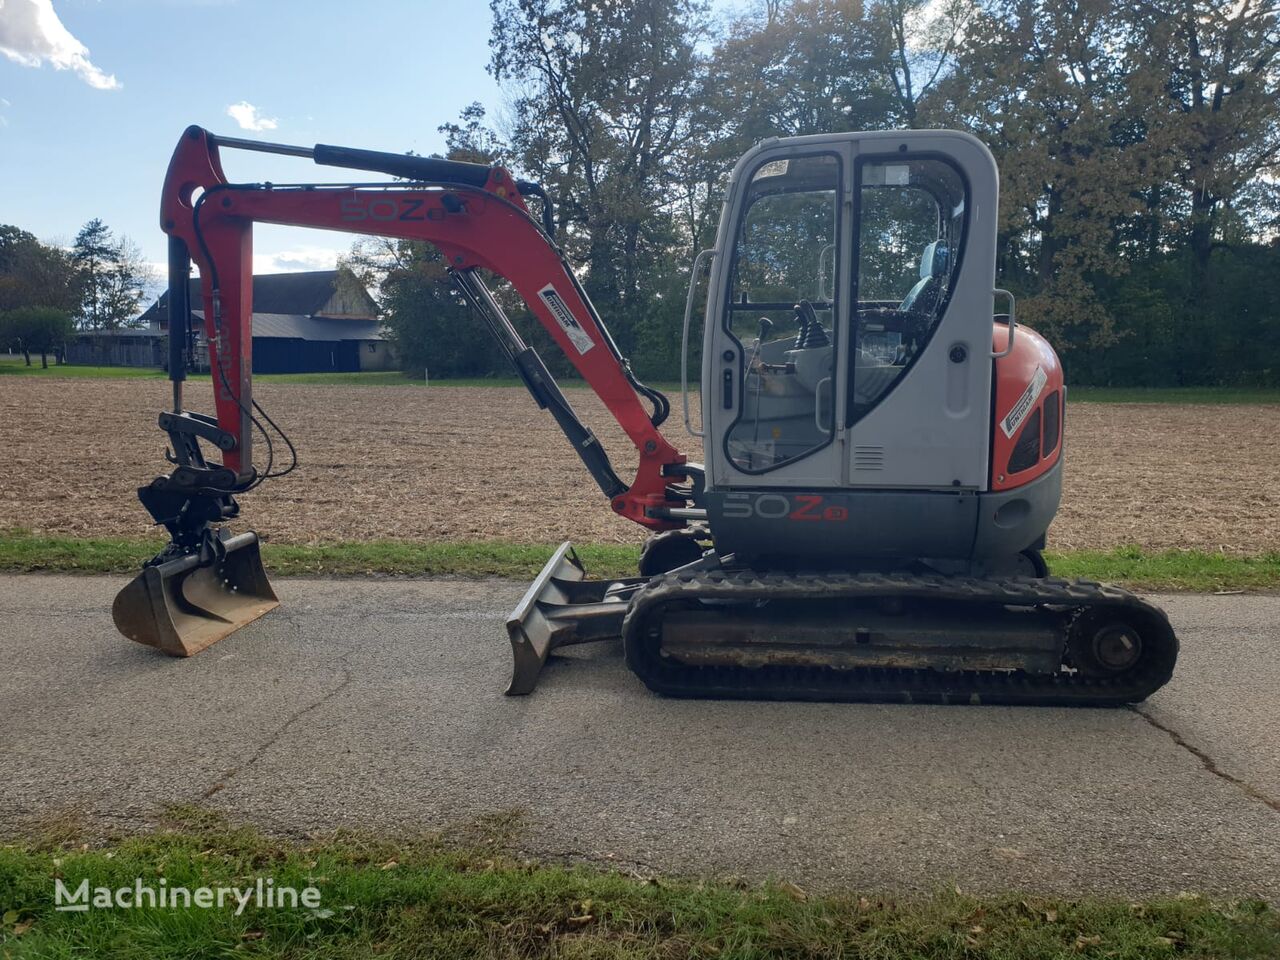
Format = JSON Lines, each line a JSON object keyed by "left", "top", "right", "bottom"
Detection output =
{"left": 2, "top": 574, "right": 1278, "bottom": 901}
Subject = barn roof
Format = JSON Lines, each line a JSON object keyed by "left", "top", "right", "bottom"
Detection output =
{"left": 139, "top": 270, "right": 375, "bottom": 327}
{"left": 190, "top": 311, "right": 385, "bottom": 342}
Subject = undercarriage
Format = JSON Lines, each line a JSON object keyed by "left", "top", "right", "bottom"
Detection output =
{"left": 507, "top": 543, "right": 1178, "bottom": 705}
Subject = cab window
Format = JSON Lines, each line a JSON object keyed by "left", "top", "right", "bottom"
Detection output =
{"left": 724, "top": 153, "right": 840, "bottom": 473}
{"left": 850, "top": 157, "right": 968, "bottom": 422}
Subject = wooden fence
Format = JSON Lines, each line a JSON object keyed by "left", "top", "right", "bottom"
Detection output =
{"left": 65, "top": 336, "right": 164, "bottom": 368}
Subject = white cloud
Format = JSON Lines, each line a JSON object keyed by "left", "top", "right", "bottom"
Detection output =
{"left": 226, "top": 101, "right": 278, "bottom": 132}
{"left": 0, "top": 0, "right": 120, "bottom": 90}
{"left": 252, "top": 247, "right": 341, "bottom": 274}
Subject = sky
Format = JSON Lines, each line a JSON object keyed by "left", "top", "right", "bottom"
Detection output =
{"left": 0, "top": 0, "right": 505, "bottom": 280}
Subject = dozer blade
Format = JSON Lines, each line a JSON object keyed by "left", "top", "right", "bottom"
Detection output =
{"left": 505, "top": 542, "right": 642, "bottom": 695}
{"left": 112, "top": 531, "right": 279, "bottom": 657}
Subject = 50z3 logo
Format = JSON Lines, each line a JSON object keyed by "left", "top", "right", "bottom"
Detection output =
{"left": 339, "top": 196, "right": 431, "bottom": 222}
{"left": 721, "top": 493, "right": 849, "bottom": 522}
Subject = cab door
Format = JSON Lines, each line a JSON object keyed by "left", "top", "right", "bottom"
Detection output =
{"left": 702, "top": 139, "right": 852, "bottom": 491}
{"left": 842, "top": 131, "right": 997, "bottom": 491}
{"left": 702, "top": 130, "right": 997, "bottom": 493}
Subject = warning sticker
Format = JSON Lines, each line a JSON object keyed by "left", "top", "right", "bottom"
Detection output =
{"left": 1000, "top": 365, "right": 1048, "bottom": 438}
{"left": 538, "top": 284, "right": 594, "bottom": 356}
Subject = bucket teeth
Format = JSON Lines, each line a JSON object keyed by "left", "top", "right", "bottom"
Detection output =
{"left": 112, "top": 531, "right": 278, "bottom": 656}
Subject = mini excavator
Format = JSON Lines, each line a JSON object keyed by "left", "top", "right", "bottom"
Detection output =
{"left": 112, "top": 125, "right": 1178, "bottom": 705}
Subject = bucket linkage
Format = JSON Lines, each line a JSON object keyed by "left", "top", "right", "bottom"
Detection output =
{"left": 112, "top": 411, "right": 278, "bottom": 657}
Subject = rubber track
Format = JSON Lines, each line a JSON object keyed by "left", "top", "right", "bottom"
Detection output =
{"left": 621, "top": 569, "right": 1179, "bottom": 706}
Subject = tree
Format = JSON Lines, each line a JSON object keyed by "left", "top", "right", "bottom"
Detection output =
{"left": 933, "top": 0, "right": 1166, "bottom": 355}
{"left": 439, "top": 102, "right": 509, "bottom": 166}
{"left": 71, "top": 219, "right": 113, "bottom": 329}
{"left": 872, "top": 0, "right": 974, "bottom": 126}
{"left": 0, "top": 307, "right": 74, "bottom": 368}
{"left": 708, "top": 0, "right": 897, "bottom": 146}
{"left": 422, "top": 0, "right": 1279, "bottom": 385}
{"left": 489, "top": 0, "right": 709, "bottom": 362}
{"left": 665, "top": 0, "right": 897, "bottom": 264}
{"left": 100, "top": 237, "right": 151, "bottom": 327}
{"left": 1132, "top": 0, "right": 1280, "bottom": 289}
{"left": 343, "top": 239, "right": 506, "bottom": 378}
{"left": 0, "top": 225, "right": 80, "bottom": 314}
{"left": 72, "top": 219, "right": 152, "bottom": 330}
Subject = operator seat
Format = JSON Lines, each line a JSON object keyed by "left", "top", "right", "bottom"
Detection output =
{"left": 899, "top": 240, "right": 949, "bottom": 315}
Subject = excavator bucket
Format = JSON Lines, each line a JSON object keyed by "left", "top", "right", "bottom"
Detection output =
{"left": 112, "top": 531, "right": 278, "bottom": 657}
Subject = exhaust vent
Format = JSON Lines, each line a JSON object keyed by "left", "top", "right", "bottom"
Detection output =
{"left": 854, "top": 445, "right": 885, "bottom": 471}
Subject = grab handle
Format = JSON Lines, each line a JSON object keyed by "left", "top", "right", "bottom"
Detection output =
{"left": 992, "top": 288, "right": 1017, "bottom": 359}
{"left": 815, "top": 377, "right": 832, "bottom": 432}
{"left": 682, "top": 249, "right": 717, "bottom": 438}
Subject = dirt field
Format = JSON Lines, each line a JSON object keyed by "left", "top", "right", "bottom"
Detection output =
{"left": 3, "top": 378, "right": 1277, "bottom": 553}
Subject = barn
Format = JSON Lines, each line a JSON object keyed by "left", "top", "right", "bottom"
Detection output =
{"left": 134, "top": 269, "right": 392, "bottom": 375}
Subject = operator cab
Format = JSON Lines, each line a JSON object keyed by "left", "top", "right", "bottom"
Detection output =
{"left": 723, "top": 151, "right": 967, "bottom": 472}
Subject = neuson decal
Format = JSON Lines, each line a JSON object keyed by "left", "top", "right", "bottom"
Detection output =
{"left": 1000, "top": 365, "right": 1048, "bottom": 438}
{"left": 538, "top": 284, "right": 595, "bottom": 355}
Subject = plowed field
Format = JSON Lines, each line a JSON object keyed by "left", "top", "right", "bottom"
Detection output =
{"left": 3, "top": 379, "right": 1276, "bottom": 553}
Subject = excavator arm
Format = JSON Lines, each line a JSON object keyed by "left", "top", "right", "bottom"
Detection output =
{"left": 113, "top": 126, "right": 694, "bottom": 659}
{"left": 160, "top": 125, "right": 689, "bottom": 523}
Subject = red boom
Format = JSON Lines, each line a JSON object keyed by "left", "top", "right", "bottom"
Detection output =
{"left": 160, "top": 127, "right": 686, "bottom": 530}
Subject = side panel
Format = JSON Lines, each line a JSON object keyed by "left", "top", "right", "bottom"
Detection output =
{"left": 990, "top": 323, "right": 1065, "bottom": 491}
{"left": 706, "top": 488, "right": 979, "bottom": 562}
{"left": 973, "top": 460, "right": 1062, "bottom": 559}
{"left": 705, "top": 461, "right": 1061, "bottom": 563}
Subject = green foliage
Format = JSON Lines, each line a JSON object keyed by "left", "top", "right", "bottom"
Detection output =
{"left": 1044, "top": 546, "right": 1280, "bottom": 593}
{"left": 3, "top": 3, "right": 1278, "bottom": 384}
{"left": 1076, "top": 244, "right": 1280, "bottom": 387}
{"left": 71, "top": 218, "right": 152, "bottom": 331}
{"left": 345, "top": 239, "right": 505, "bottom": 377}
{"left": 489, "top": 0, "right": 708, "bottom": 372}
{"left": 0, "top": 822, "right": 1276, "bottom": 958}
{"left": 0, "top": 306, "right": 74, "bottom": 368}
{"left": 372, "top": 0, "right": 1276, "bottom": 385}
{"left": 0, "top": 224, "right": 80, "bottom": 315}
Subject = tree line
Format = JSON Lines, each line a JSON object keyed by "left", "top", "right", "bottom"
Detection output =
{"left": 354, "top": 0, "right": 1280, "bottom": 387}
{"left": 0, "top": 220, "right": 151, "bottom": 367}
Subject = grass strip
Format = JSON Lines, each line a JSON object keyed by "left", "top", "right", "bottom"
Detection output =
{"left": 1047, "top": 545, "right": 1280, "bottom": 592}
{"left": 0, "top": 531, "right": 1277, "bottom": 591}
{"left": 0, "top": 357, "right": 165, "bottom": 379}
{"left": 0, "top": 813, "right": 1274, "bottom": 959}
